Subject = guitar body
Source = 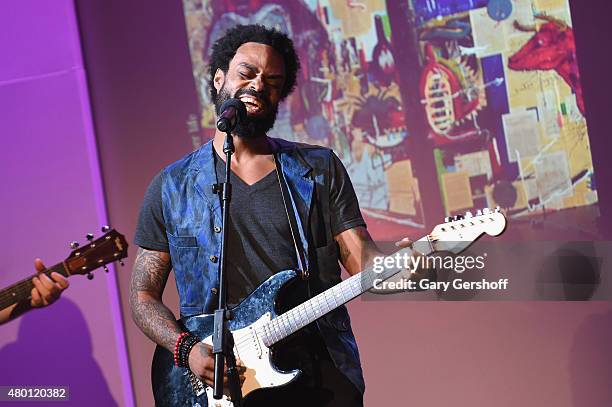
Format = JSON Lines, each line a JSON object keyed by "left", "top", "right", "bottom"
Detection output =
{"left": 152, "top": 270, "right": 300, "bottom": 407}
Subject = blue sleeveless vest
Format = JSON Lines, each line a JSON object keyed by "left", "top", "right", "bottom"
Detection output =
{"left": 160, "top": 139, "right": 365, "bottom": 394}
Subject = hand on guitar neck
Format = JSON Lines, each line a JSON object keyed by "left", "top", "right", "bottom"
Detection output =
{"left": 376, "top": 236, "right": 436, "bottom": 293}
{"left": 0, "top": 258, "right": 69, "bottom": 325}
{"left": 0, "top": 228, "right": 127, "bottom": 326}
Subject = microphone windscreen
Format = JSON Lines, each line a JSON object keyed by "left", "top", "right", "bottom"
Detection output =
{"left": 219, "top": 98, "right": 247, "bottom": 122}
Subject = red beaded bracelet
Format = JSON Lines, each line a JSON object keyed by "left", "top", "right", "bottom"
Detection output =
{"left": 173, "top": 332, "right": 189, "bottom": 367}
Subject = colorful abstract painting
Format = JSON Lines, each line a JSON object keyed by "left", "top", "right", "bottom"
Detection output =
{"left": 181, "top": 0, "right": 596, "bottom": 237}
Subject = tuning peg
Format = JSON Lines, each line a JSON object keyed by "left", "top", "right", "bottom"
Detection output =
{"left": 476, "top": 209, "right": 483, "bottom": 216}
{"left": 87, "top": 273, "right": 94, "bottom": 280}
{"left": 101, "top": 225, "right": 110, "bottom": 232}
{"left": 483, "top": 208, "right": 491, "bottom": 215}
{"left": 494, "top": 206, "right": 501, "bottom": 213}
{"left": 454, "top": 215, "right": 464, "bottom": 221}
{"left": 70, "top": 241, "right": 79, "bottom": 249}
{"left": 465, "top": 211, "right": 473, "bottom": 218}
{"left": 103, "top": 265, "right": 109, "bottom": 273}
{"left": 86, "top": 233, "right": 94, "bottom": 241}
{"left": 445, "top": 216, "right": 453, "bottom": 223}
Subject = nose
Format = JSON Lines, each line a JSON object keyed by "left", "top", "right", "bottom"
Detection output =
{"left": 249, "top": 75, "right": 264, "bottom": 93}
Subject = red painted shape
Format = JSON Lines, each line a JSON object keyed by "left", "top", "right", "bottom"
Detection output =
{"left": 508, "top": 22, "right": 585, "bottom": 115}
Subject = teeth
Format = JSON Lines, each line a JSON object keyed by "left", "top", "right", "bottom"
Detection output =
{"left": 240, "top": 96, "right": 261, "bottom": 107}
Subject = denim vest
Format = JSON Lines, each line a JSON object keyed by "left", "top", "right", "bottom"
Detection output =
{"left": 160, "top": 138, "right": 365, "bottom": 394}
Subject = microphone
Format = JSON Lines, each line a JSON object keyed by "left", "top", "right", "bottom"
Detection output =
{"left": 216, "top": 98, "right": 247, "bottom": 132}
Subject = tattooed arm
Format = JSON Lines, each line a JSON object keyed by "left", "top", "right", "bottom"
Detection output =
{"left": 129, "top": 247, "right": 244, "bottom": 386}
{"left": 335, "top": 227, "right": 435, "bottom": 293}
{"left": 335, "top": 226, "right": 380, "bottom": 276}
{"left": 129, "top": 247, "right": 179, "bottom": 351}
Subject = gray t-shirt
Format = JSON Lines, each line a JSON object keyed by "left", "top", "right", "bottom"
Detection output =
{"left": 134, "top": 150, "right": 365, "bottom": 306}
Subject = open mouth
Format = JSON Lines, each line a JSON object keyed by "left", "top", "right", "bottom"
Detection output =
{"left": 239, "top": 95, "right": 264, "bottom": 113}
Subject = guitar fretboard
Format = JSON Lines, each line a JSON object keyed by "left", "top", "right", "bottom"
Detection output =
{"left": 259, "top": 236, "right": 434, "bottom": 347}
{"left": 0, "top": 263, "right": 69, "bottom": 310}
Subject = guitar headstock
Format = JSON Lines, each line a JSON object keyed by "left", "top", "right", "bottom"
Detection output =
{"left": 65, "top": 227, "right": 128, "bottom": 279}
{"left": 429, "top": 208, "right": 507, "bottom": 254}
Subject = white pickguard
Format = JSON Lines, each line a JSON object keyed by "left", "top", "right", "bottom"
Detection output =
{"left": 194, "top": 312, "right": 298, "bottom": 407}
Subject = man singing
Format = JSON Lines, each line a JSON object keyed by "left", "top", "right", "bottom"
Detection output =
{"left": 130, "top": 24, "right": 418, "bottom": 406}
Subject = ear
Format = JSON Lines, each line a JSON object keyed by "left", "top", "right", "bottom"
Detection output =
{"left": 213, "top": 68, "right": 225, "bottom": 93}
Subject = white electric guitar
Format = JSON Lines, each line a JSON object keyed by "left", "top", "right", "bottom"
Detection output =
{"left": 151, "top": 208, "right": 507, "bottom": 406}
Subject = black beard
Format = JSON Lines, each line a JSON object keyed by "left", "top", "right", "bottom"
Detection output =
{"left": 214, "top": 85, "right": 278, "bottom": 138}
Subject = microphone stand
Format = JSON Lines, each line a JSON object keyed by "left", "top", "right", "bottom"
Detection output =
{"left": 211, "top": 130, "right": 243, "bottom": 405}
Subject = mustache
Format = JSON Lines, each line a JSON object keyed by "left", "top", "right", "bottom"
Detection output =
{"left": 234, "top": 89, "right": 271, "bottom": 109}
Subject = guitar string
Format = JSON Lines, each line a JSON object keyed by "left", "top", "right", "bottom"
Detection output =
{"left": 206, "top": 218, "right": 500, "bottom": 361}
{"left": 231, "top": 271, "right": 377, "bottom": 349}
{"left": 227, "top": 225, "right": 505, "bottom": 351}
{"left": 230, "top": 251, "right": 417, "bottom": 349}
{"left": 239, "top": 255, "right": 409, "bottom": 343}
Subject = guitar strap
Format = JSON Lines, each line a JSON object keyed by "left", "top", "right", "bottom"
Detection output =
{"left": 274, "top": 153, "right": 310, "bottom": 281}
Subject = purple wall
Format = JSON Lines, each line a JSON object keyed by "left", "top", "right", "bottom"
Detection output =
{"left": 1, "top": 0, "right": 609, "bottom": 406}
{"left": 75, "top": 1, "right": 199, "bottom": 405}
{"left": 351, "top": 300, "right": 612, "bottom": 406}
{"left": 0, "top": 1, "right": 133, "bottom": 405}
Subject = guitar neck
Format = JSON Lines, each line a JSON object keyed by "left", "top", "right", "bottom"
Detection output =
{"left": 0, "top": 262, "right": 69, "bottom": 310}
{"left": 261, "top": 236, "right": 434, "bottom": 346}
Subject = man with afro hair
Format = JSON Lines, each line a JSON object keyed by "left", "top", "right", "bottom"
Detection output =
{"left": 131, "top": 24, "right": 418, "bottom": 406}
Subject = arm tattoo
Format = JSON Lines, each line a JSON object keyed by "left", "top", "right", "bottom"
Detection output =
{"left": 130, "top": 248, "right": 171, "bottom": 293}
{"left": 335, "top": 227, "right": 380, "bottom": 275}
{"left": 129, "top": 248, "right": 182, "bottom": 351}
{"left": 338, "top": 238, "right": 352, "bottom": 265}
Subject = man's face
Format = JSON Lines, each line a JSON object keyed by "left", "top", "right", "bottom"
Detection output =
{"left": 213, "top": 42, "right": 286, "bottom": 138}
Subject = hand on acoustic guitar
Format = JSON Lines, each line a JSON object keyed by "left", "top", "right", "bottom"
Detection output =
{"left": 0, "top": 258, "right": 69, "bottom": 325}
{"left": 1, "top": 228, "right": 127, "bottom": 326}
{"left": 30, "top": 258, "right": 70, "bottom": 307}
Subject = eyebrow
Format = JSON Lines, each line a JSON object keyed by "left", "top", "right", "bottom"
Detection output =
{"left": 237, "top": 62, "right": 284, "bottom": 80}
